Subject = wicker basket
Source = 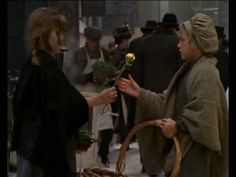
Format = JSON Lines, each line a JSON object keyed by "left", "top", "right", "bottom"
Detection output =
{"left": 82, "top": 119, "right": 181, "bottom": 177}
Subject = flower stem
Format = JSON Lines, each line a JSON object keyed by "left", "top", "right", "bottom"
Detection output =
{"left": 113, "top": 64, "right": 127, "bottom": 86}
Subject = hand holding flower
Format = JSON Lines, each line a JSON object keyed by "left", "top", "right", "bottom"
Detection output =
{"left": 118, "top": 74, "right": 141, "bottom": 98}
{"left": 99, "top": 87, "right": 118, "bottom": 104}
{"left": 86, "top": 87, "right": 117, "bottom": 107}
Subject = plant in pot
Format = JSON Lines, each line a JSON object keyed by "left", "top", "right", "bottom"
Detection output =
{"left": 75, "top": 129, "right": 96, "bottom": 152}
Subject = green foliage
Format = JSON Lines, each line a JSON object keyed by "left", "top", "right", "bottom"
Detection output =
{"left": 92, "top": 61, "right": 116, "bottom": 87}
{"left": 92, "top": 61, "right": 116, "bottom": 71}
{"left": 77, "top": 129, "right": 94, "bottom": 140}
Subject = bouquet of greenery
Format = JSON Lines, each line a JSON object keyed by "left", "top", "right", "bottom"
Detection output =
{"left": 92, "top": 53, "right": 135, "bottom": 89}
{"left": 92, "top": 61, "right": 116, "bottom": 87}
{"left": 75, "top": 129, "right": 96, "bottom": 152}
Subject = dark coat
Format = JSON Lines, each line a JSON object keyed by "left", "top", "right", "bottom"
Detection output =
{"left": 11, "top": 50, "right": 89, "bottom": 177}
{"left": 109, "top": 47, "right": 127, "bottom": 70}
{"left": 126, "top": 34, "right": 152, "bottom": 141}
{"left": 215, "top": 50, "right": 229, "bottom": 91}
{"left": 140, "top": 28, "right": 182, "bottom": 92}
{"left": 129, "top": 34, "right": 151, "bottom": 86}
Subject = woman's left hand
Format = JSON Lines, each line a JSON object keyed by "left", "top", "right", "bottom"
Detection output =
{"left": 159, "top": 118, "right": 177, "bottom": 139}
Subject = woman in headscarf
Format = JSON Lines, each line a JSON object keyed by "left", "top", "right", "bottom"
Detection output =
{"left": 118, "top": 13, "right": 228, "bottom": 177}
{"left": 11, "top": 7, "right": 117, "bottom": 177}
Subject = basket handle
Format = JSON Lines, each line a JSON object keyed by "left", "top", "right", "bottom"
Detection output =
{"left": 115, "top": 119, "right": 181, "bottom": 177}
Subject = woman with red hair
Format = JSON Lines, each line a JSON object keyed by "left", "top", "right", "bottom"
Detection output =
{"left": 11, "top": 7, "right": 117, "bottom": 177}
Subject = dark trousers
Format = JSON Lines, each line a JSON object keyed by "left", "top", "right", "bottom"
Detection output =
{"left": 98, "top": 129, "right": 113, "bottom": 163}
{"left": 126, "top": 96, "right": 137, "bottom": 142}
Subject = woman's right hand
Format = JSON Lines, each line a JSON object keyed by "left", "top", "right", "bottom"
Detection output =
{"left": 86, "top": 87, "right": 117, "bottom": 108}
{"left": 117, "top": 74, "right": 141, "bottom": 98}
{"left": 99, "top": 87, "right": 117, "bottom": 104}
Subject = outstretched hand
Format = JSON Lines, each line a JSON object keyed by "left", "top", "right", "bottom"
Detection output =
{"left": 117, "top": 74, "right": 141, "bottom": 98}
{"left": 85, "top": 87, "right": 117, "bottom": 108}
{"left": 99, "top": 87, "right": 117, "bottom": 104}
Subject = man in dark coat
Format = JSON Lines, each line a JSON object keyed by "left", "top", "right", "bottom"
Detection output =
{"left": 215, "top": 25, "right": 229, "bottom": 91}
{"left": 134, "top": 13, "right": 182, "bottom": 177}
{"left": 140, "top": 13, "right": 182, "bottom": 92}
{"left": 128, "top": 20, "right": 158, "bottom": 172}
{"left": 129, "top": 20, "right": 159, "bottom": 85}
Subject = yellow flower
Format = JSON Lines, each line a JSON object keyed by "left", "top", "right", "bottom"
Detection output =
{"left": 125, "top": 53, "right": 136, "bottom": 64}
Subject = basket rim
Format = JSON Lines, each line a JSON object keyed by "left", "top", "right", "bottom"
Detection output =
{"left": 82, "top": 119, "right": 182, "bottom": 177}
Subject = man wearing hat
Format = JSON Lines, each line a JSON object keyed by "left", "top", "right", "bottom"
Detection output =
{"left": 129, "top": 20, "right": 158, "bottom": 61}
{"left": 215, "top": 25, "right": 229, "bottom": 91}
{"left": 160, "top": 13, "right": 179, "bottom": 31}
{"left": 127, "top": 20, "right": 158, "bottom": 173}
{"left": 131, "top": 13, "right": 182, "bottom": 177}
{"left": 118, "top": 13, "right": 228, "bottom": 177}
{"left": 110, "top": 25, "right": 132, "bottom": 67}
{"left": 140, "top": 20, "right": 159, "bottom": 34}
{"left": 68, "top": 26, "right": 114, "bottom": 167}
{"left": 68, "top": 26, "right": 110, "bottom": 89}
{"left": 128, "top": 20, "right": 158, "bottom": 129}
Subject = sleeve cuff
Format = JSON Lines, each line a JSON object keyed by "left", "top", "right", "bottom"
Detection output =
{"left": 175, "top": 119, "right": 189, "bottom": 134}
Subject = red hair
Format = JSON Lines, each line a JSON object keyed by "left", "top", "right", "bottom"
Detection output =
{"left": 27, "top": 7, "right": 67, "bottom": 53}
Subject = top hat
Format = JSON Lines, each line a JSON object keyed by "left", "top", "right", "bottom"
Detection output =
{"left": 215, "top": 26, "right": 226, "bottom": 38}
{"left": 161, "top": 13, "right": 179, "bottom": 28}
{"left": 84, "top": 26, "right": 102, "bottom": 40}
{"left": 112, "top": 26, "right": 132, "bottom": 40}
{"left": 140, "top": 20, "right": 158, "bottom": 33}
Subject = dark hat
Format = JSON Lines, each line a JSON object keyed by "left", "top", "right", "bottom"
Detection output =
{"left": 84, "top": 26, "right": 102, "bottom": 40}
{"left": 112, "top": 26, "right": 132, "bottom": 40}
{"left": 161, "top": 13, "right": 178, "bottom": 28}
{"left": 140, "top": 20, "right": 158, "bottom": 33}
{"left": 215, "top": 26, "right": 226, "bottom": 38}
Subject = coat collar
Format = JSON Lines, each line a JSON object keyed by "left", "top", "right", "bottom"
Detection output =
{"left": 167, "top": 56, "right": 216, "bottom": 94}
{"left": 162, "top": 55, "right": 217, "bottom": 116}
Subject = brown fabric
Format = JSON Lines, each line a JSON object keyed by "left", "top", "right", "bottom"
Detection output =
{"left": 183, "top": 13, "right": 219, "bottom": 55}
